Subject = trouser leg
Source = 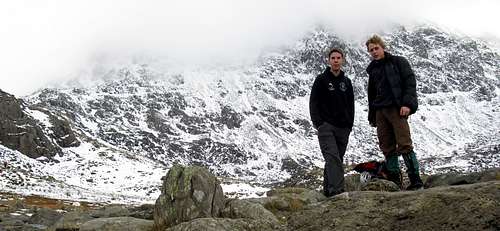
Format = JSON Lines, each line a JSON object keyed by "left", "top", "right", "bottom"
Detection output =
{"left": 318, "top": 123, "right": 350, "bottom": 196}
{"left": 376, "top": 109, "right": 396, "bottom": 156}
{"left": 376, "top": 108, "right": 403, "bottom": 188}
{"left": 382, "top": 107, "right": 413, "bottom": 154}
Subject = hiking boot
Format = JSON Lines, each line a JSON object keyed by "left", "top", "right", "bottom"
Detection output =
{"left": 402, "top": 151, "right": 423, "bottom": 190}
{"left": 387, "top": 171, "right": 402, "bottom": 189}
{"left": 406, "top": 173, "right": 424, "bottom": 190}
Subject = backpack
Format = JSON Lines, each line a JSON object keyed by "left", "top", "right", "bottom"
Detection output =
{"left": 353, "top": 160, "right": 389, "bottom": 183}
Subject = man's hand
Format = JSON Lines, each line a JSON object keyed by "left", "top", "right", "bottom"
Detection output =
{"left": 400, "top": 106, "right": 410, "bottom": 117}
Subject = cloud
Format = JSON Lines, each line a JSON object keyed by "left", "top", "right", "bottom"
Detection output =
{"left": 1, "top": 0, "right": 499, "bottom": 96}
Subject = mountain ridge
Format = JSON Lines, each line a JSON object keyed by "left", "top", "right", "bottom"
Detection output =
{"left": 0, "top": 24, "right": 499, "bottom": 202}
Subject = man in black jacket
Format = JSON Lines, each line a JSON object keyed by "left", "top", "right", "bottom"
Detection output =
{"left": 309, "top": 48, "right": 354, "bottom": 197}
{"left": 365, "top": 35, "right": 423, "bottom": 190}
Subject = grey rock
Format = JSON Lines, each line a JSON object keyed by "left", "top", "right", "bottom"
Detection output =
{"left": 165, "top": 218, "right": 283, "bottom": 231}
{"left": 153, "top": 165, "right": 225, "bottom": 230}
{"left": 48, "top": 211, "right": 94, "bottom": 231}
{"left": 221, "top": 199, "right": 279, "bottom": 225}
{"left": 247, "top": 187, "right": 326, "bottom": 213}
{"left": 90, "top": 205, "right": 130, "bottom": 218}
{"left": 129, "top": 204, "right": 155, "bottom": 220}
{"left": 287, "top": 181, "right": 500, "bottom": 231}
{"left": 361, "top": 178, "right": 401, "bottom": 192}
{"left": 0, "top": 90, "right": 60, "bottom": 158}
{"left": 79, "top": 217, "right": 153, "bottom": 231}
{"left": 425, "top": 167, "right": 500, "bottom": 188}
{"left": 27, "top": 207, "right": 63, "bottom": 227}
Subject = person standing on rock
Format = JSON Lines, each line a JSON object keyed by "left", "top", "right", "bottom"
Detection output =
{"left": 365, "top": 35, "right": 424, "bottom": 190}
{"left": 309, "top": 48, "right": 354, "bottom": 197}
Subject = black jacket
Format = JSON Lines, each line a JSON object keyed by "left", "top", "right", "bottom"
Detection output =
{"left": 309, "top": 68, "right": 354, "bottom": 129}
{"left": 367, "top": 52, "right": 418, "bottom": 125}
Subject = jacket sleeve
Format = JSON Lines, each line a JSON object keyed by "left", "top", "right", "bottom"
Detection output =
{"left": 397, "top": 57, "right": 418, "bottom": 114}
{"left": 367, "top": 72, "right": 376, "bottom": 125}
{"left": 309, "top": 76, "right": 323, "bottom": 129}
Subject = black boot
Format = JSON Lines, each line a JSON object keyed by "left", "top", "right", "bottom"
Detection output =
{"left": 406, "top": 173, "right": 423, "bottom": 190}
{"left": 387, "top": 171, "right": 402, "bottom": 189}
{"left": 403, "top": 151, "right": 423, "bottom": 190}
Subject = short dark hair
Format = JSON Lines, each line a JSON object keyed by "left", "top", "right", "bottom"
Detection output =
{"left": 328, "top": 48, "right": 344, "bottom": 58}
{"left": 365, "top": 35, "right": 386, "bottom": 51}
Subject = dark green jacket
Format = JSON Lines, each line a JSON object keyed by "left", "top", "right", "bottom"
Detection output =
{"left": 367, "top": 52, "right": 418, "bottom": 124}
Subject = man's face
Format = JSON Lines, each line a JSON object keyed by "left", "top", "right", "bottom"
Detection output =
{"left": 329, "top": 52, "right": 343, "bottom": 71}
{"left": 368, "top": 43, "right": 385, "bottom": 60}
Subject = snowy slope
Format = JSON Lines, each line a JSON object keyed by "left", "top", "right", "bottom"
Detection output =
{"left": 0, "top": 24, "right": 499, "bottom": 203}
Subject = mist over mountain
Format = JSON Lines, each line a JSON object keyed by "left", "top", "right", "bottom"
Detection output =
{"left": 0, "top": 24, "right": 499, "bottom": 202}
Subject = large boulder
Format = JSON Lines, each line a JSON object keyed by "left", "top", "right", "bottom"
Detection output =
{"left": 153, "top": 165, "right": 225, "bottom": 230}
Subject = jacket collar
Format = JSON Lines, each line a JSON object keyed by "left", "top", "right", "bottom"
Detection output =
{"left": 323, "top": 67, "right": 345, "bottom": 79}
{"left": 367, "top": 52, "right": 393, "bottom": 72}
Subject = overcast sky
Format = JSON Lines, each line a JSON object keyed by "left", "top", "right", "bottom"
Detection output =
{"left": 1, "top": 0, "right": 499, "bottom": 96}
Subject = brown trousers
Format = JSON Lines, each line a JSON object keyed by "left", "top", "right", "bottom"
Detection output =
{"left": 376, "top": 107, "right": 413, "bottom": 156}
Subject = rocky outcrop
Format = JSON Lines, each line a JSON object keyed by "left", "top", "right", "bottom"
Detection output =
{"left": 0, "top": 167, "right": 498, "bottom": 230}
{"left": 153, "top": 165, "right": 225, "bottom": 230}
{"left": 424, "top": 167, "right": 500, "bottom": 188}
{"left": 287, "top": 181, "right": 500, "bottom": 231}
{"left": 153, "top": 165, "right": 285, "bottom": 230}
{"left": 157, "top": 167, "right": 499, "bottom": 231}
{"left": 0, "top": 89, "right": 79, "bottom": 158}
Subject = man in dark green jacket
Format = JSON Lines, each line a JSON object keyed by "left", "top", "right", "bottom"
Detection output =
{"left": 365, "top": 35, "right": 423, "bottom": 190}
{"left": 310, "top": 48, "right": 354, "bottom": 197}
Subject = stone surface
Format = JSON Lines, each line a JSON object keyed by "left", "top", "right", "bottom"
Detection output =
{"left": 287, "top": 181, "right": 500, "bottom": 231}
{"left": 425, "top": 167, "right": 500, "bottom": 188}
{"left": 0, "top": 171, "right": 498, "bottom": 231}
{"left": 361, "top": 178, "right": 401, "bottom": 192}
{"left": 165, "top": 218, "right": 282, "bottom": 231}
{"left": 221, "top": 199, "right": 279, "bottom": 225}
{"left": 153, "top": 165, "right": 225, "bottom": 230}
{"left": 79, "top": 217, "right": 153, "bottom": 231}
{"left": 0, "top": 90, "right": 79, "bottom": 158}
{"left": 90, "top": 205, "right": 130, "bottom": 218}
{"left": 48, "top": 211, "right": 94, "bottom": 231}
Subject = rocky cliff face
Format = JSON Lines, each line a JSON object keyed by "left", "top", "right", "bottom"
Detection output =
{"left": 0, "top": 24, "right": 498, "bottom": 202}
{"left": 0, "top": 89, "right": 79, "bottom": 158}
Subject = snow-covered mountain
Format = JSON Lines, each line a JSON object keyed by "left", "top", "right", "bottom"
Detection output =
{"left": 1, "top": 25, "right": 499, "bottom": 203}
